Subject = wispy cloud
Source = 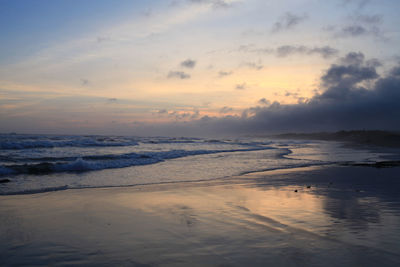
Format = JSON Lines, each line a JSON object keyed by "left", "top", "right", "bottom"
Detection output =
{"left": 158, "top": 109, "right": 168, "bottom": 114}
{"left": 258, "top": 98, "right": 270, "bottom": 106}
{"left": 80, "top": 79, "right": 89, "bottom": 86}
{"left": 235, "top": 83, "right": 247, "bottom": 90}
{"left": 239, "top": 44, "right": 339, "bottom": 59}
{"left": 276, "top": 45, "right": 339, "bottom": 59}
{"left": 188, "top": 0, "right": 235, "bottom": 9}
{"left": 241, "top": 61, "right": 263, "bottom": 70}
{"left": 180, "top": 58, "right": 197, "bottom": 68}
{"left": 218, "top": 71, "right": 233, "bottom": 77}
{"left": 272, "top": 12, "right": 308, "bottom": 32}
{"left": 219, "top": 106, "right": 233, "bottom": 113}
{"left": 341, "top": 0, "right": 371, "bottom": 9}
{"left": 324, "top": 13, "right": 386, "bottom": 40}
{"left": 107, "top": 98, "right": 117, "bottom": 103}
{"left": 167, "top": 71, "right": 191, "bottom": 79}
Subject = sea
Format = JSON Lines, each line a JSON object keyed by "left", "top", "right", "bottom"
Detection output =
{"left": 0, "top": 133, "right": 394, "bottom": 195}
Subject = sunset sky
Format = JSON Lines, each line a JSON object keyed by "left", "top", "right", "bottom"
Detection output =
{"left": 1, "top": 0, "right": 399, "bottom": 135}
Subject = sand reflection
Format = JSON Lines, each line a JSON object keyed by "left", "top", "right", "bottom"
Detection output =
{"left": 1, "top": 167, "right": 400, "bottom": 266}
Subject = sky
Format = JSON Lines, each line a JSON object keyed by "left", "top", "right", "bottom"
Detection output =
{"left": 0, "top": 0, "right": 399, "bottom": 136}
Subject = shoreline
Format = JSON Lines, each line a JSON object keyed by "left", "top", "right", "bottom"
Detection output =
{"left": 0, "top": 164, "right": 329, "bottom": 196}
{"left": 1, "top": 158, "right": 399, "bottom": 196}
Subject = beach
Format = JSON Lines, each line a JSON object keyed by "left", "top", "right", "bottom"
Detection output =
{"left": 1, "top": 165, "right": 400, "bottom": 266}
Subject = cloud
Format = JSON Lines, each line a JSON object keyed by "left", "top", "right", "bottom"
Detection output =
{"left": 339, "top": 51, "right": 365, "bottom": 65}
{"left": 325, "top": 13, "right": 385, "bottom": 40}
{"left": 341, "top": 0, "right": 370, "bottom": 9}
{"left": 353, "top": 14, "right": 383, "bottom": 25}
{"left": 232, "top": 53, "right": 400, "bottom": 133}
{"left": 219, "top": 106, "right": 233, "bottom": 113}
{"left": 258, "top": 98, "right": 270, "bottom": 106}
{"left": 188, "top": 0, "right": 234, "bottom": 9}
{"left": 235, "top": 83, "right": 247, "bottom": 90}
{"left": 191, "top": 109, "right": 200, "bottom": 119}
{"left": 284, "top": 91, "right": 299, "bottom": 98}
{"left": 80, "top": 79, "right": 89, "bottom": 86}
{"left": 167, "top": 71, "right": 191, "bottom": 79}
{"left": 326, "top": 24, "right": 385, "bottom": 39}
{"left": 276, "top": 45, "right": 339, "bottom": 59}
{"left": 134, "top": 52, "right": 400, "bottom": 136}
{"left": 218, "top": 71, "right": 233, "bottom": 77}
{"left": 272, "top": 12, "right": 308, "bottom": 32}
{"left": 107, "top": 98, "right": 117, "bottom": 103}
{"left": 180, "top": 59, "right": 196, "bottom": 68}
{"left": 239, "top": 44, "right": 339, "bottom": 59}
{"left": 96, "top": 36, "right": 111, "bottom": 43}
{"left": 341, "top": 25, "right": 367, "bottom": 36}
{"left": 168, "top": 109, "right": 200, "bottom": 120}
{"left": 242, "top": 61, "right": 263, "bottom": 70}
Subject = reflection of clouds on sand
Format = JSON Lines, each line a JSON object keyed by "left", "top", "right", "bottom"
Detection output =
{"left": 248, "top": 165, "right": 400, "bottom": 255}
{"left": 323, "top": 195, "right": 380, "bottom": 230}
{"left": 1, "top": 166, "right": 400, "bottom": 266}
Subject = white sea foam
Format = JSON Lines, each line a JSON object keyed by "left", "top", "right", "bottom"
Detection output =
{"left": 1, "top": 147, "right": 276, "bottom": 175}
{"left": 0, "top": 134, "right": 393, "bottom": 195}
{"left": 0, "top": 135, "right": 139, "bottom": 149}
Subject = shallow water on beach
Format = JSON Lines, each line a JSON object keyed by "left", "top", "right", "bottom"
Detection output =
{"left": 1, "top": 166, "right": 399, "bottom": 266}
{"left": 0, "top": 134, "right": 393, "bottom": 195}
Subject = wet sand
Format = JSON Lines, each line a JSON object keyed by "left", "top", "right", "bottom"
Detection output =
{"left": 1, "top": 166, "right": 400, "bottom": 266}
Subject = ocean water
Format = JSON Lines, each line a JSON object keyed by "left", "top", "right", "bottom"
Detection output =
{"left": 0, "top": 133, "right": 392, "bottom": 195}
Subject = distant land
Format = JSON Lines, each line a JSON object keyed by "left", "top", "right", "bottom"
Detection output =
{"left": 271, "top": 130, "right": 400, "bottom": 148}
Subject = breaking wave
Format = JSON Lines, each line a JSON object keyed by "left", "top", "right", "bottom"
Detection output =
{"left": 0, "top": 135, "right": 139, "bottom": 149}
{"left": 0, "top": 147, "right": 275, "bottom": 176}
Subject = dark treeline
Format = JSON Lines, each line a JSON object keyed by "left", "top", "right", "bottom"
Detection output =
{"left": 272, "top": 130, "right": 400, "bottom": 148}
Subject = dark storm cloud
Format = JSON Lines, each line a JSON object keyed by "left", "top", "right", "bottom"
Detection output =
{"left": 180, "top": 59, "right": 196, "bottom": 68}
{"left": 272, "top": 12, "right": 308, "bottom": 32}
{"left": 134, "top": 52, "right": 400, "bottom": 136}
{"left": 227, "top": 52, "right": 400, "bottom": 133}
{"left": 167, "top": 71, "right": 191, "bottom": 79}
